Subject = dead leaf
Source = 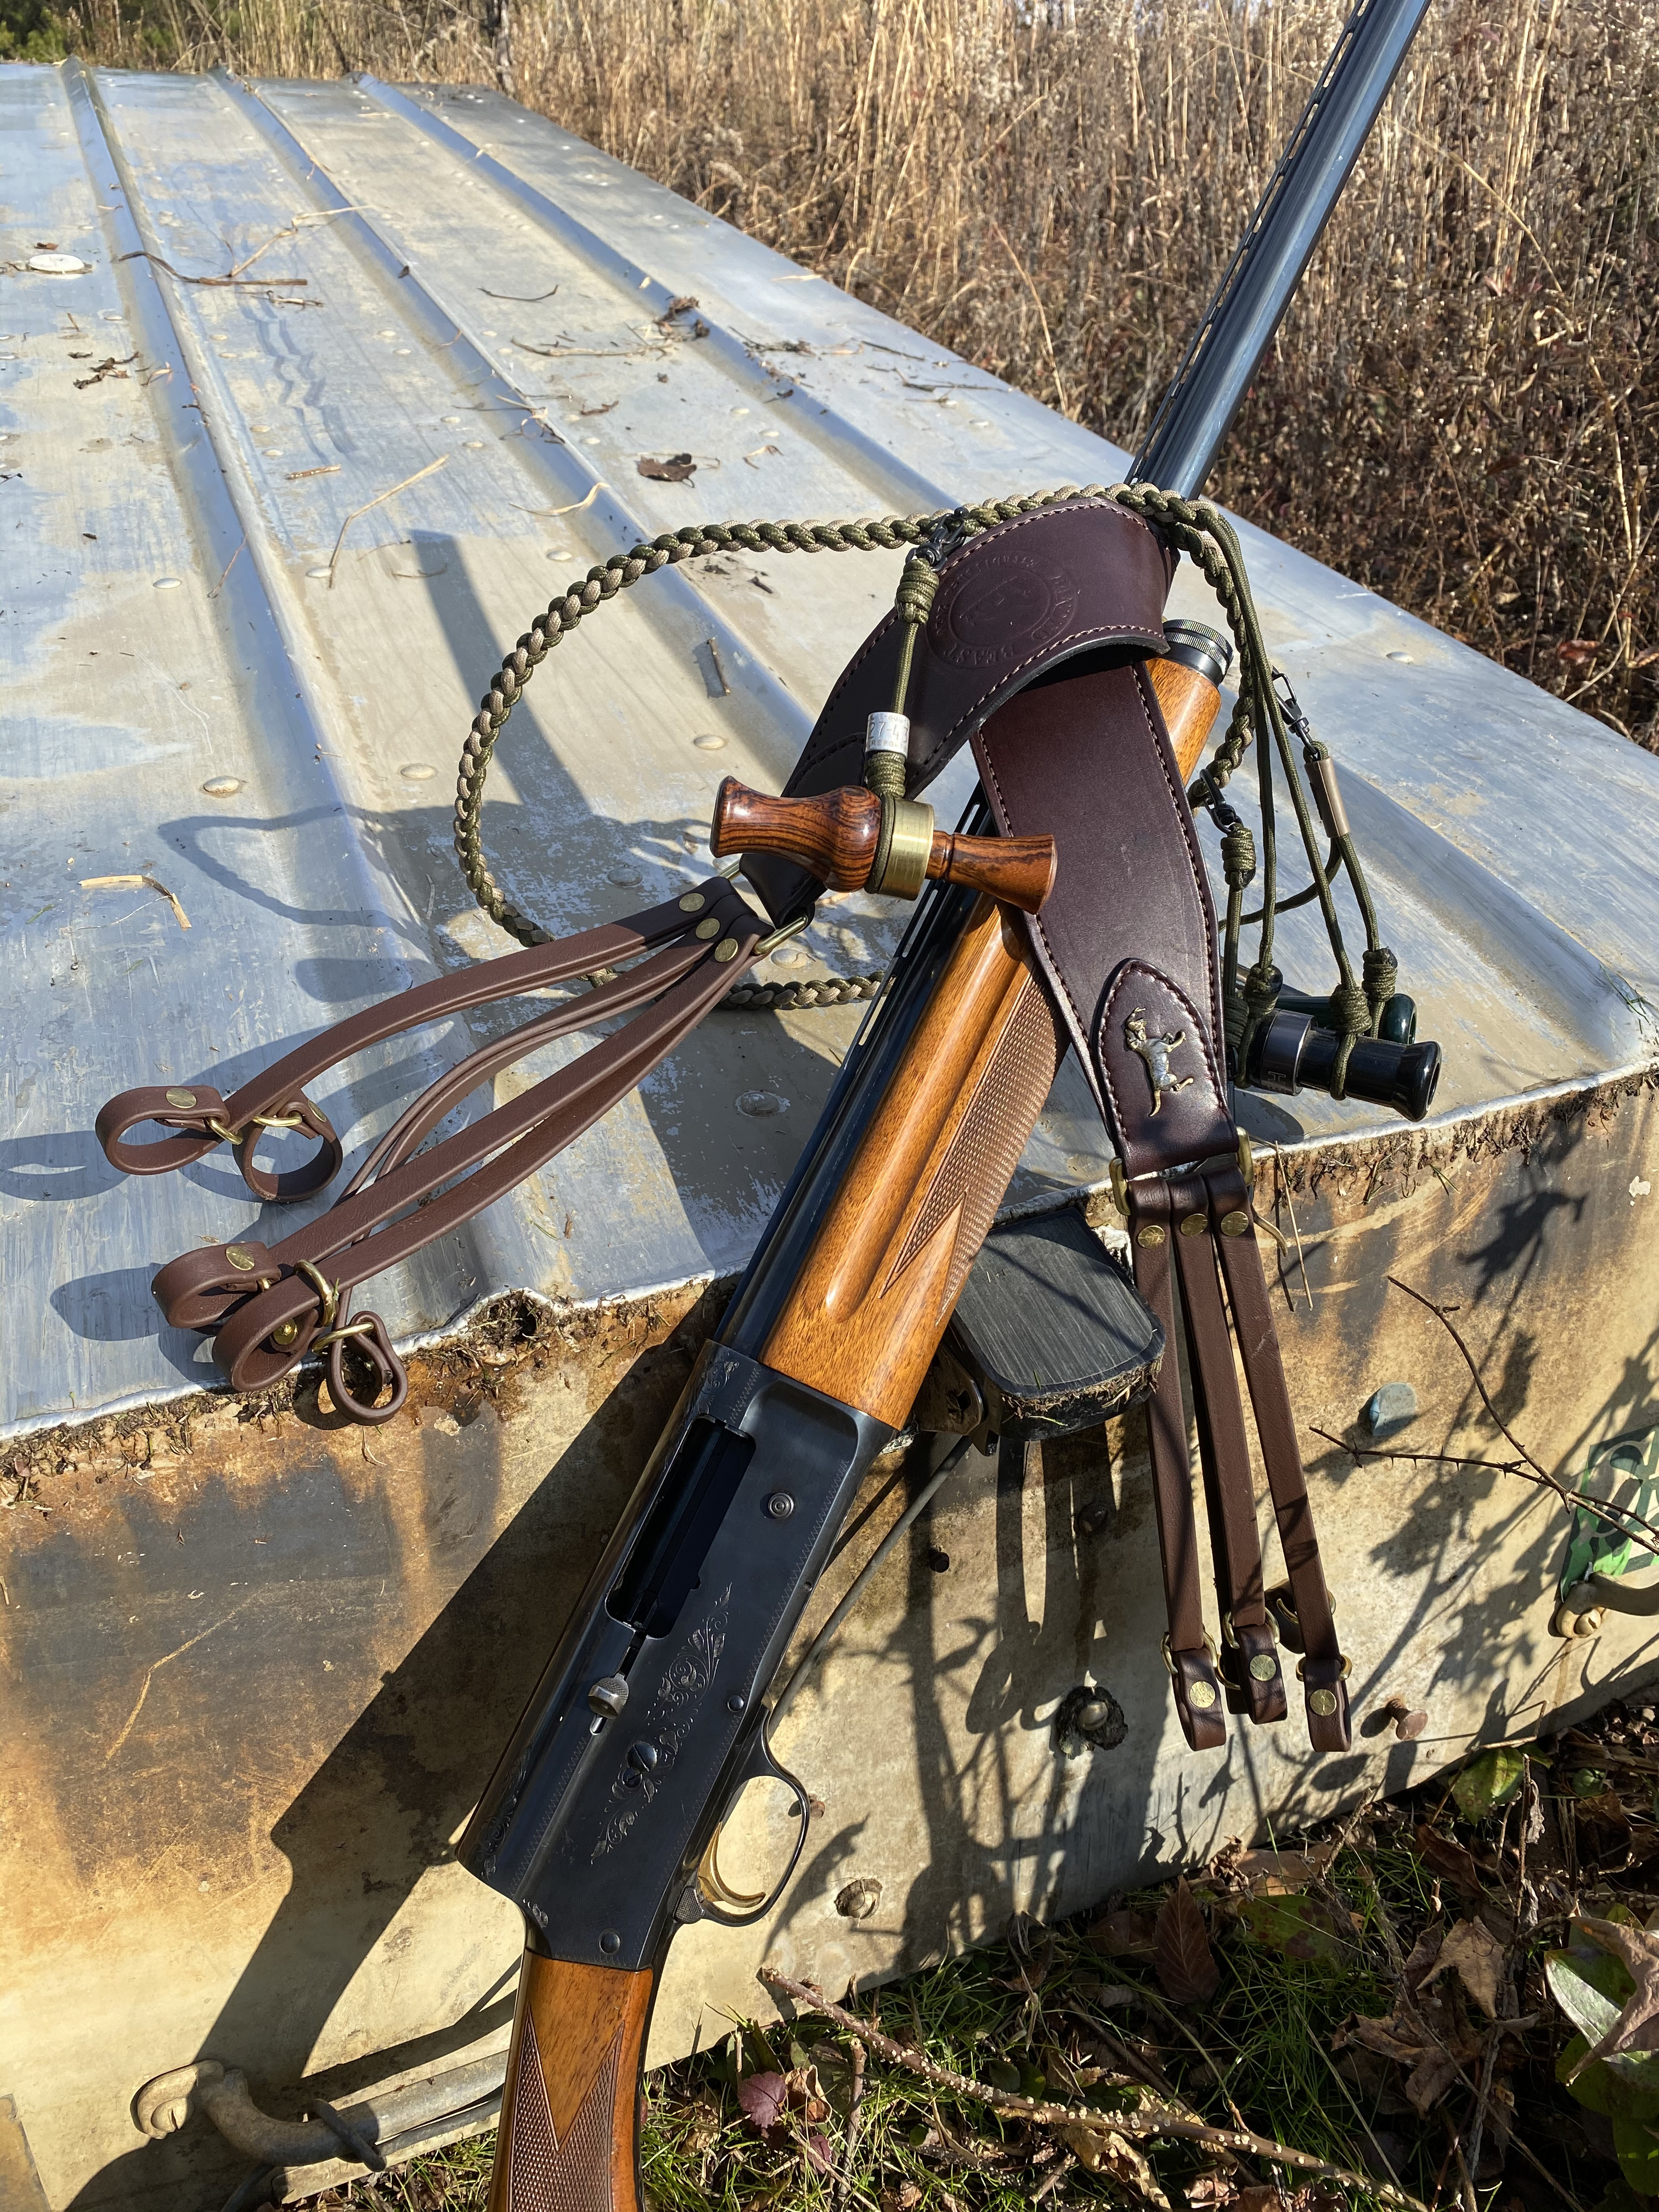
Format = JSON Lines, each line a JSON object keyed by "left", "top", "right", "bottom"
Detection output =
{"left": 1437, "top": 1917, "right": 1506, "bottom": 2018}
{"left": 1344, "top": 1974, "right": 1483, "bottom": 2117}
{"left": 1401, "top": 1922, "right": 1446, "bottom": 1990}
{"left": 1236, "top": 2190, "right": 1289, "bottom": 2212}
{"left": 639, "top": 452, "right": 696, "bottom": 482}
{"left": 1232, "top": 1844, "right": 1338, "bottom": 1895}
{"left": 1088, "top": 1908, "right": 1157, "bottom": 1961}
{"left": 1403, "top": 2050, "right": 1462, "bottom": 2115}
{"left": 1187, "top": 2175, "right": 1236, "bottom": 2208}
{"left": 1058, "top": 2123, "right": 1172, "bottom": 2207}
{"left": 1154, "top": 1877, "right": 1220, "bottom": 2006}
{"left": 657, "top": 293, "right": 699, "bottom": 323}
{"left": 1577, "top": 1917, "right": 1659, "bottom": 2064}
{"left": 1413, "top": 1822, "right": 1483, "bottom": 1900}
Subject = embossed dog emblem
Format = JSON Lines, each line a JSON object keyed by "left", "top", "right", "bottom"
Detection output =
{"left": 1125, "top": 1007, "right": 1194, "bottom": 1116}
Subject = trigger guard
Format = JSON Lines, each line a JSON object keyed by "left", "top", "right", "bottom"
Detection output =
{"left": 694, "top": 1720, "right": 814, "bottom": 1929}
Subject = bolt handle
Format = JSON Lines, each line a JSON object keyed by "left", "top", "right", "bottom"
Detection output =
{"left": 710, "top": 778, "right": 1057, "bottom": 914}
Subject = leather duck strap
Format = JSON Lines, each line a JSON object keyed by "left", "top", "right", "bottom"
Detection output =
{"left": 95, "top": 881, "right": 741, "bottom": 1199}
{"left": 99, "top": 878, "right": 763, "bottom": 1420}
{"left": 971, "top": 654, "right": 1347, "bottom": 1751}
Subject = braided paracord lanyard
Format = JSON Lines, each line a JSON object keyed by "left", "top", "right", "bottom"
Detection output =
{"left": 455, "top": 486, "right": 1399, "bottom": 1085}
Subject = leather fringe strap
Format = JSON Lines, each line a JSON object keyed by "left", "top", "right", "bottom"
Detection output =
{"left": 96, "top": 878, "right": 763, "bottom": 1419}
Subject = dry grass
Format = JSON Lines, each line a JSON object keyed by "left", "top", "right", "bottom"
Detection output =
{"left": 38, "top": 0, "right": 1658, "bottom": 740}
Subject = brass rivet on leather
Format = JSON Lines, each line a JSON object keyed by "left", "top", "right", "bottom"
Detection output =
{"left": 1308, "top": 1688, "right": 1340, "bottom": 1718}
{"left": 679, "top": 891, "right": 706, "bottom": 912}
{"left": 1249, "top": 1653, "right": 1279, "bottom": 1681}
{"left": 694, "top": 916, "right": 721, "bottom": 939}
{"left": 1179, "top": 1212, "right": 1207, "bottom": 1237}
{"left": 1220, "top": 1210, "right": 1252, "bottom": 1237}
{"left": 1135, "top": 1224, "right": 1166, "bottom": 1248}
{"left": 270, "top": 1320, "right": 300, "bottom": 1349}
{"left": 1187, "top": 1679, "right": 1218, "bottom": 1709}
{"left": 713, "top": 938, "right": 740, "bottom": 963}
{"left": 163, "top": 1087, "right": 198, "bottom": 1109}
{"left": 224, "top": 1245, "right": 257, "bottom": 1272}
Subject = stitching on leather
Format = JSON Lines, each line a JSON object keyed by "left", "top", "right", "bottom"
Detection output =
{"left": 791, "top": 501, "right": 1163, "bottom": 795}
{"left": 1127, "top": 659, "right": 1225, "bottom": 1042}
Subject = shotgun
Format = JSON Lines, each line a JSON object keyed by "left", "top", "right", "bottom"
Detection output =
{"left": 89, "top": 4, "right": 1434, "bottom": 2198}
{"left": 451, "top": 5, "right": 1435, "bottom": 2205}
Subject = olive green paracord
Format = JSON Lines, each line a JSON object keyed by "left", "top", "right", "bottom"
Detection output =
{"left": 454, "top": 485, "right": 1398, "bottom": 1078}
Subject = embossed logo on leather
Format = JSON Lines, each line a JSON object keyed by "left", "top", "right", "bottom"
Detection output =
{"left": 931, "top": 552, "right": 1080, "bottom": 669}
{"left": 1125, "top": 1008, "right": 1194, "bottom": 1116}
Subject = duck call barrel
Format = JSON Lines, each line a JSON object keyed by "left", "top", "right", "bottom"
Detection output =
{"left": 710, "top": 778, "right": 1056, "bottom": 914}
{"left": 1246, "top": 1009, "right": 1441, "bottom": 1124}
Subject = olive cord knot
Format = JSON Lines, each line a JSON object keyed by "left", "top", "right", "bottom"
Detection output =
{"left": 1220, "top": 818, "right": 1256, "bottom": 890}
{"left": 867, "top": 550, "right": 943, "bottom": 800}
{"left": 1235, "top": 960, "right": 1281, "bottom": 1073}
{"left": 1325, "top": 980, "right": 1374, "bottom": 1098}
{"left": 1363, "top": 944, "right": 1398, "bottom": 1020}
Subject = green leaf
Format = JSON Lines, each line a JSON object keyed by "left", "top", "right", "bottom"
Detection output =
{"left": 1559, "top": 2038, "right": 1659, "bottom": 2123}
{"left": 1614, "top": 2117, "right": 1659, "bottom": 2197}
{"left": 1549, "top": 1950, "right": 1626, "bottom": 2044}
{"left": 1452, "top": 1746, "right": 1527, "bottom": 1820}
{"left": 1237, "top": 1891, "right": 1350, "bottom": 1970}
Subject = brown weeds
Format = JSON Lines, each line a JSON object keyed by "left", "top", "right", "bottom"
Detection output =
{"left": 56, "top": 0, "right": 1659, "bottom": 741}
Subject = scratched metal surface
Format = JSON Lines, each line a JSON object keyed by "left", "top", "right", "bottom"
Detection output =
{"left": 5, "top": 60, "right": 1658, "bottom": 1440}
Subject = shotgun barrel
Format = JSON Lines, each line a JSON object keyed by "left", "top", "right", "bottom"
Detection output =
{"left": 1133, "top": 0, "right": 1432, "bottom": 499}
{"left": 464, "top": 7, "right": 1435, "bottom": 2205}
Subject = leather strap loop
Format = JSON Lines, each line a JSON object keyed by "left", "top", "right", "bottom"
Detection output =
{"left": 325, "top": 1312, "right": 408, "bottom": 1427}
{"left": 97, "top": 883, "right": 730, "bottom": 1199}
{"left": 185, "top": 906, "right": 763, "bottom": 1396}
{"left": 1167, "top": 1170, "right": 1285, "bottom": 1729}
{"left": 1205, "top": 1158, "right": 1350, "bottom": 1752}
{"left": 1127, "top": 1177, "right": 1225, "bottom": 1753}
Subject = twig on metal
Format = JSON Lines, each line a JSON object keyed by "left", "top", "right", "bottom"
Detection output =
{"left": 760, "top": 1971, "right": 1428, "bottom": 2212}
{"left": 1311, "top": 1274, "right": 1659, "bottom": 1562}
{"left": 209, "top": 534, "right": 246, "bottom": 600}
{"left": 81, "top": 873, "right": 191, "bottom": 930}
{"left": 325, "top": 455, "right": 449, "bottom": 589}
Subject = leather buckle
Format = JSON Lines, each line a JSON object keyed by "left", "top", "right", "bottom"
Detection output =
{"left": 1297, "top": 1652, "right": 1353, "bottom": 1750}
{"left": 228, "top": 1094, "right": 343, "bottom": 1205}
{"left": 1222, "top": 1618, "right": 1288, "bottom": 1725}
{"left": 1161, "top": 1633, "right": 1226, "bottom": 1752}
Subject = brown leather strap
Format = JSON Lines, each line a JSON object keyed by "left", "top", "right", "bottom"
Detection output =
{"left": 123, "top": 883, "right": 762, "bottom": 1410}
{"left": 1127, "top": 1177, "right": 1226, "bottom": 1753}
{"left": 1166, "top": 1172, "right": 1286, "bottom": 1729}
{"left": 95, "top": 883, "right": 731, "bottom": 1198}
{"left": 1207, "top": 1160, "right": 1350, "bottom": 1751}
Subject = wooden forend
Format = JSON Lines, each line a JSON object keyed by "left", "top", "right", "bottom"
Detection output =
{"left": 1147, "top": 655, "right": 1223, "bottom": 784}
{"left": 487, "top": 1951, "right": 654, "bottom": 2212}
{"left": 762, "top": 896, "right": 1064, "bottom": 1426}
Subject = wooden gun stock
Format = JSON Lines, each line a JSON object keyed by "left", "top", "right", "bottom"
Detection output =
{"left": 710, "top": 777, "right": 1057, "bottom": 913}
{"left": 489, "top": 1953, "right": 653, "bottom": 2212}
